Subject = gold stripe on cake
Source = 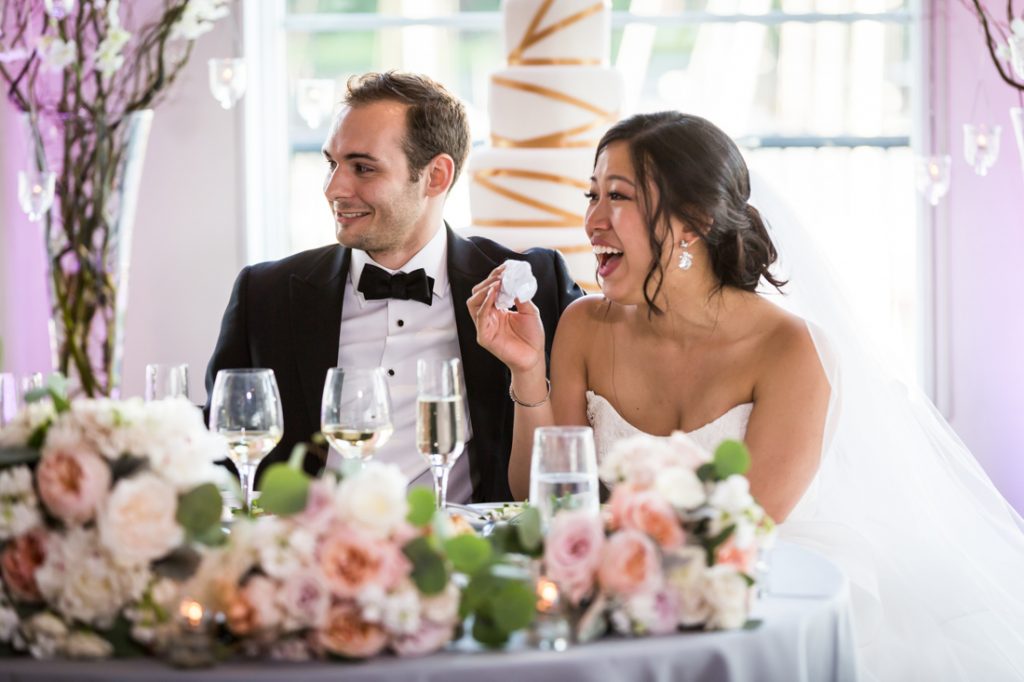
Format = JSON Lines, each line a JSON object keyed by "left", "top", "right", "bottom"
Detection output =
{"left": 489, "top": 76, "right": 618, "bottom": 147}
{"left": 513, "top": 58, "right": 601, "bottom": 66}
{"left": 473, "top": 168, "right": 588, "bottom": 228}
{"left": 508, "top": 0, "right": 607, "bottom": 65}
{"left": 492, "top": 75, "right": 611, "bottom": 117}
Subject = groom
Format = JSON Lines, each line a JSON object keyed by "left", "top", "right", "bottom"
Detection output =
{"left": 205, "top": 71, "right": 582, "bottom": 503}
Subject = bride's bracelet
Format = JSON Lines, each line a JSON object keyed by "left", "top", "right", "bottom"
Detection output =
{"left": 509, "top": 378, "right": 551, "bottom": 408}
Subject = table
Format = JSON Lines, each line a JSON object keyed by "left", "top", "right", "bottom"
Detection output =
{"left": 0, "top": 544, "right": 858, "bottom": 682}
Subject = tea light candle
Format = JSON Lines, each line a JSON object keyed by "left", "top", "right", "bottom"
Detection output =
{"left": 164, "top": 598, "right": 215, "bottom": 668}
{"left": 976, "top": 133, "right": 989, "bottom": 150}
{"left": 536, "top": 578, "right": 560, "bottom": 613}
{"left": 530, "top": 577, "right": 569, "bottom": 651}
{"left": 180, "top": 598, "right": 204, "bottom": 631}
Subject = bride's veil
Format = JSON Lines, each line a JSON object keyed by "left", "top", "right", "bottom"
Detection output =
{"left": 749, "top": 173, "right": 1024, "bottom": 681}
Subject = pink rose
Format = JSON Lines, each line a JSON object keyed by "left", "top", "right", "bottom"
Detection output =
{"left": 296, "top": 479, "right": 340, "bottom": 535}
{"left": 625, "top": 586, "right": 680, "bottom": 635}
{"left": 543, "top": 509, "right": 604, "bottom": 605}
{"left": 0, "top": 529, "right": 47, "bottom": 602}
{"left": 391, "top": 620, "right": 456, "bottom": 657}
{"left": 279, "top": 568, "right": 330, "bottom": 630}
{"left": 609, "top": 487, "right": 685, "bottom": 550}
{"left": 318, "top": 525, "right": 409, "bottom": 598}
{"left": 316, "top": 601, "right": 388, "bottom": 658}
{"left": 36, "top": 447, "right": 110, "bottom": 525}
{"left": 598, "top": 530, "right": 662, "bottom": 597}
{"left": 242, "top": 575, "right": 283, "bottom": 631}
{"left": 715, "top": 538, "right": 756, "bottom": 575}
{"left": 98, "top": 473, "right": 184, "bottom": 565}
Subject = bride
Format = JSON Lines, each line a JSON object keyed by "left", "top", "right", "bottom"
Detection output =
{"left": 467, "top": 111, "right": 1024, "bottom": 681}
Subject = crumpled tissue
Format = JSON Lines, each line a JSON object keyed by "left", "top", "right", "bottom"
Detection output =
{"left": 496, "top": 260, "right": 537, "bottom": 310}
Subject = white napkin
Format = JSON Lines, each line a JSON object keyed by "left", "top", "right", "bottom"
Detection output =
{"left": 496, "top": 260, "right": 537, "bottom": 310}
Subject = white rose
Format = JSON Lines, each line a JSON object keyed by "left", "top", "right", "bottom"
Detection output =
{"left": 704, "top": 565, "right": 751, "bottom": 630}
{"left": 380, "top": 582, "right": 422, "bottom": 635}
{"left": 131, "top": 398, "right": 224, "bottom": 492}
{"left": 708, "top": 475, "right": 754, "bottom": 516}
{"left": 64, "top": 631, "right": 113, "bottom": 659}
{"left": 335, "top": 463, "right": 408, "bottom": 538}
{"left": 666, "top": 546, "right": 711, "bottom": 627}
{"left": 665, "top": 432, "right": 712, "bottom": 469}
{"left": 655, "top": 466, "right": 706, "bottom": 509}
{"left": 599, "top": 434, "right": 668, "bottom": 485}
{"left": 98, "top": 473, "right": 184, "bottom": 566}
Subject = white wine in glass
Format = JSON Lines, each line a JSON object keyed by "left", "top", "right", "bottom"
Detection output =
{"left": 416, "top": 358, "right": 469, "bottom": 511}
{"left": 209, "top": 369, "right": 284, "bottom": 514}
{"left": 321, "top": 367, "right": 394, "bottom": 467}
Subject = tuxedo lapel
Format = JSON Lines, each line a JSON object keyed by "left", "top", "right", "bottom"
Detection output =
{"left": 289, "top": 246, "right": 350, "bottom": 433}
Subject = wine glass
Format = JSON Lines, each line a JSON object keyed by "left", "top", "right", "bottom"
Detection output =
{"left": 529, "top": 426, "right": 600, "bottom": 528}
{"left": 209, "top": 369, "right": 283, "bottom": 514}
{"left": 320, "top": 367, "right": 394, "bottom": 471}
{"left": 145, "top": 363, "right": 189, "bottom": 401}
{"left": 416, "top": 358, "right": 469, "bottom": 511}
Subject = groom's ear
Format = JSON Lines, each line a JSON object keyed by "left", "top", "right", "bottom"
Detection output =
{"left": 423, "top": 153, "right": 456, "bottom": 197}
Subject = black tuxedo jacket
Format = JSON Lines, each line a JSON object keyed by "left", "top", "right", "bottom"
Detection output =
{"left": 204, "top": 228, "right": 584, "bottom": 502}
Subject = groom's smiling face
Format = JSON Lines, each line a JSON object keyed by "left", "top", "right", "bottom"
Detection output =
{"left": 586, "top": 142, "right": 657, "bottom": 305}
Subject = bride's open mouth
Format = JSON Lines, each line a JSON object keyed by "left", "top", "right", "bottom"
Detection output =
{"left": 593, "top": 244, "right": 623, "bottom": 277}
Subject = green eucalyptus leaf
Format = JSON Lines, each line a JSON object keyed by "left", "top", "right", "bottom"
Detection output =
{"left": 696, "top": 462, "right": 717, "bottom": 482}
{"left": 176, "top": 483, "right": 223, "bottom": 535}
{"left": 152, "top": 546, "right": 202, "bottom": 582}
{"left": 703, "top": 523, "right": 736, "bottom": 566}
{"left": 513, "top": 505, "right": 542, "bottom": 553}
{"left": 110, "top": 454, "right": 148, "bottom": 482}
{"left": 491, "top": 579, "right": 536, "bottom": 632}
{"left": 406, "top": 487, "right": 436, "bottom": 527}
{"left": 743, "top": 618, "right": 763, "bottom": 630}
{"left": 257, "top": 464, "right": 310, "bottom": 516}
{"left": 192, "top": 523, "right": 228, "bottom": 547}
{"left": 403, "top": 537, "right": 448, "bottom": 595}
{"left": 0, "top": 447, "right": 40, "bottom": 467}
{"left": 26, "top": 425, "right": 48, "bottom": 449}
{"left": 99, "top": 616, "right": 146, "bottom": 658}
{"left": 713, "top": 440, "right": 751, "bottom": 478}
{"left": 443, "top": 534, "right": 492, "bottom": 575}
{"left": 471, "top": 613, "right": 510, "bottom": 648}
{"left": 459, "top": 570, "right": 500, "bottom": 618}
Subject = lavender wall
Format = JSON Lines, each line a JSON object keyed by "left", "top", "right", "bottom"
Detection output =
{"left": 941, "top": 1, "right": 1024, "bottom": 511}
{"left": 0, "top": 11, "right": 243, "bottom": 403}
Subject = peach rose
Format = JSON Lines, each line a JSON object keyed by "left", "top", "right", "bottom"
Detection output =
{"left": 318, "top": 525, "right": 409, "bottom": 598}
{"left": 224, "top": 586, "right": 258, "bottom": 636}
{"left": 543, "top": 509, "right": 605, "bottom": 604}
{"left": 609, "top": 487, "right": 685, "bottom": 550}
{"left": 715, "top": 538, "right": 757, "bottom": 575}
{"left": 598, "top": 529, "right": 662, "bottom": 597}
{"left": 0, "top": 529, "right": 47, "bottom": 602}
{"left": 317, "top": 601, "right": 387, "bottom": 659}
{"left": 36, "top": 446, "right": 110, "bottom": 525}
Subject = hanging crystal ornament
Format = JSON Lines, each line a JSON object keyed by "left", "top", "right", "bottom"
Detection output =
{"left": 914, "top": 154, "right": 952, "bottom": 206}
{"left": 963, "top": 123, "right": 1001, "bottom": 176}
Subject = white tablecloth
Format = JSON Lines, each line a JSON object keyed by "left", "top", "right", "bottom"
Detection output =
{"left": 0, "top": 543, "right": 858, "bottom": 682}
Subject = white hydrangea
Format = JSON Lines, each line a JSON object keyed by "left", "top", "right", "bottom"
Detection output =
{"left": 0, "top": 400, "right": 56, "bottom": 448}
{"left": 0, "top": 466, "right": 42, "bottom": 540}
{"left": 170, "top": 0, "right": 230, "bottom": 41}
{"left": 35, "top": 527, "right": 149, "bottom": 628}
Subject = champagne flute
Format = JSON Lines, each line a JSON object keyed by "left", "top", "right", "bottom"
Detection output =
{"left": 145, "top": 363, "right": 189, "bottom": 401}
{"left": 529, "top": 426, "right": 600, "bottom": 528}
{"left": 320, "top": 367, "right": 394, "bottom": 470}
{"left": 416, "top": 358, "right": 469, "bottom": 511}
{"left": 209, "top": 369, "right": 283, "bottom": 514}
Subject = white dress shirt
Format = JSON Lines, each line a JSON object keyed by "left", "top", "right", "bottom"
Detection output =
{"left": 331, "top": 226, "right": 472, "bottom": 504}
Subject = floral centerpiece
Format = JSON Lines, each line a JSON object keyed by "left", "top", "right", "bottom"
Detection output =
{"left": 0, "top": 0, "right": 230, "bottom": 396}
{"left": 0, "top": 378, "right": 228, "bottom": 658}
{"left": 538, "top": 433, "right": 774, "bottom": 638}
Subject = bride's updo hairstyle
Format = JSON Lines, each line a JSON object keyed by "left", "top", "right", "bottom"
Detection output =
{"left": 595, "top": 111, "right": 785, "bottom": 313}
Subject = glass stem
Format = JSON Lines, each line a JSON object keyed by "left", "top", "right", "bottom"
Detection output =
{"left": 239, "top": 463, "right": 257, "bottom": 515}
{"left": 431, "top": 464, "right": 450, "bottom": 511}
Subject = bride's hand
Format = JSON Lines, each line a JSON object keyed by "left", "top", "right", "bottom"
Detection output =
{"left": 467, "top": 265, "right": 546, "bottom": 374}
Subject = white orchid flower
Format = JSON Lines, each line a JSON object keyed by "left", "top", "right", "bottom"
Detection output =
{"left": 36, "top": 35, "right": 77, "bottom": 72}
{"left": 170, "top": 0, "right": 231, "bottom": 41}
{"left": 94, "top": 26, "right": 130, "bottom": 79}
{"left": 1011, "top": 17, "right": 1024, "bottom": 37}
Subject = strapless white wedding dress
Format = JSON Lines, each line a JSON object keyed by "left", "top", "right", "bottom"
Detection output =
{"left": 585, "top": 389, "right": 1024, "bottom": 682}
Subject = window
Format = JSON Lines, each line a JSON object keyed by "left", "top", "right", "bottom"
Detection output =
{"left": 246, "top": 0, "right": 922, "bottom": 384}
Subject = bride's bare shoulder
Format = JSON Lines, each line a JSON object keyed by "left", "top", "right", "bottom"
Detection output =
{"left": 559, "top": 294, "right": 623, "bottom": 329}
{"left": 748, "top": 297, "right": 824, "bottom": 379}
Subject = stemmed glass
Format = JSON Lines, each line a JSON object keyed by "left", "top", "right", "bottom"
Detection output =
{"left": 320, "top": 367, "right": 394, "bottom": 472}
{"left": 145, "top": 363, "right": 189, "bottom": 401}
{"left": 529, "top": 426, "right": 600, "bottom": 528}
{"left": 416, "top": 358, "right": 470, "bottom": 511}
{"left": 18, "top": 169, "right": 56, "bottom": 222}
{"left": 208, "top": 58, "right": 247, "bottom": 110}
{"left": 209, "top": 369, "right": 283, "bottom": 514}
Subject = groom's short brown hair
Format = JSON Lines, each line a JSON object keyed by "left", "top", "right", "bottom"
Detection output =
{"left": 344, "top": 71, "right": 470, "bottom": 186}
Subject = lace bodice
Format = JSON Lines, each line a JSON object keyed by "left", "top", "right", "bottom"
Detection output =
{"left": 585, "top": 390, "right": 753, "bottom": 461}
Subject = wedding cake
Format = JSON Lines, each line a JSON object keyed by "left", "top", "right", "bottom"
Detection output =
{"left": 464, "top": 0, "right": 625, "bottom": 290}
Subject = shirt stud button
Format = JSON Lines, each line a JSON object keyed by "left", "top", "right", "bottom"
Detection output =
{"left": 397, "top": 319, "right": 405, "bottom": 327}
{"left": 387, "top": 369, "right": 395, "bottom": 377}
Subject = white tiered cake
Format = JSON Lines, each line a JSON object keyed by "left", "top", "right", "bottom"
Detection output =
{"left": 464, "top": 0, "right": 625, "bottom": 290}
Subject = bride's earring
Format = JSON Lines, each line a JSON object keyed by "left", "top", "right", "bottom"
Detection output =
{"left": 678, "top": 239, "right": 694, "bottom": 270}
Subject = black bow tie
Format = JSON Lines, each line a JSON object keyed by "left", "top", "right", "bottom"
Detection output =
{"left": 357, "top": 264, "right": 434, "bottom": 306}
